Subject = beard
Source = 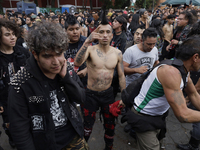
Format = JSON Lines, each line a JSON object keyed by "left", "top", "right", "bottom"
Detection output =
{"left": 176, "top": 26, "right": 184, "bottom": 32}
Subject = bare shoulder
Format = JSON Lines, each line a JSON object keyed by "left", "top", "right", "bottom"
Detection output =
{"left": 88, "top": 45, "right": 97, "bottom": 53}
{"left": 111, "top": 47, "right": 122, "bottom": 55}
{"left": 163, "top": 24, "right": 167, "bottom": 29}
{"left": 157, "top": 65, "right": 182, "bottom": 89}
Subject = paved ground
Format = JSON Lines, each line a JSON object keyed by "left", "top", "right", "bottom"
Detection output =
{"left": 0, "top": 93, "right": 194, "bottom": 150}
{"left": 89, "top": 93, "right": 194, "bottom": 150}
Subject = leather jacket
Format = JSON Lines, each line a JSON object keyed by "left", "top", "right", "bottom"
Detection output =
{"left": 8, "top": 54, "right": 85, "bottom": 150}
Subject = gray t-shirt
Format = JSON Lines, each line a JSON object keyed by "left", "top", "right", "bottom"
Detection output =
{"left": 123, "top": 44, "right": 158, "bottom": 87}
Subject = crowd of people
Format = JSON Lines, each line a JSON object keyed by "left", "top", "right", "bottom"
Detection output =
{"left": 1, "top": 3, "right": 200, "bottom": 150}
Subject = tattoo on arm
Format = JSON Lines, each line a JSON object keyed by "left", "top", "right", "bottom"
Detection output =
{"left": 171, "top": 90, "right": 189, "bottom": 122}
{"left": 75, "top": 46, "right": 87, "bottom": 64}
{"left": 178, "top": 116, "right": 188, "bottom": 123}
{"left": 88, "top": 34, "right": 92, "bottom": 41}
{"left": 171, "top": 90, "right": 185, "bottom": 106}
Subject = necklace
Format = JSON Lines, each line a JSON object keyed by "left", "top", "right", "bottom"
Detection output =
{"left": 116, "top": 31, "right": 122, "bottom": 34}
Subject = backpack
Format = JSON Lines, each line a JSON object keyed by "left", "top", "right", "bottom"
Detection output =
{"left": 121, "top": 59, "right": 188, "bottom": 108}
{"left": 124, "top": 30, "right": 134, "bottom": 50}
{"left": 126, "top": 30, "right": 134, "bottom": 42}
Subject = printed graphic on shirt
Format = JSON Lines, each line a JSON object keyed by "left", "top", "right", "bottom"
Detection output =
{"left": 8, "top": 62, "right": 15, "bottom": 81}
{"left": 69, "top": 104, "right": 79, "bottom": 121}
{"left": 31, "top": 115, "right": 44, "bottom": 131}
{"left": 65, "top": 48, "right": 79, "bottom": 76}
{"left": 50, "top": 90, "right": 67, "bottom": 129}
{"left": 136, "top": 57, "right": 154, "bottom": 69}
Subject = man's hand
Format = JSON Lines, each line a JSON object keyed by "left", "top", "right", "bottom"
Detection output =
{"left": 136, "top": 66, "right": 148, "bottom": 74}
{"left": 0, "top": 106, "right": 4, "bottom": 113}
{"left": 85, "top": 25, "right": 102, "bottom": 44}
{"left": 171, "top": 39, "right": 179, "bottom": 45}
{"left": 77, "top": 68, "right": 87, "bottom": 78}
{"left": 118, "top": 100, "right": 125, "bottom": 108}
{"left": 166, "top": 44, "right": 170, "bottom": 52}
{"left": 59, "top": 59, "right": 67, "bottom": 78}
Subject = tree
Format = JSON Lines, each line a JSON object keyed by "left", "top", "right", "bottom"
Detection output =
{"left": 114, "top": 0, "right": 130, "bottom": 9}
{"left": 51, "top": 0, "right": 55, "bottom": 8}
{"left": 100, "top": 0, "right": 113, "bottom": 9}
{"left": 0, "top": 0, "right": 3, "bottom": 14}
{"left": 90, "top": 0, "right": 93, "bottom": 10}
{"left": 34, "top": 0, "right": 38, "bottom": 6}
{"left": 135, "top": 0, "right": 159, "bottom": 9}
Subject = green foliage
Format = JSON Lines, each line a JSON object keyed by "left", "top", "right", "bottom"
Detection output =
{"left": 0, "top": 0, "right": 3, "bottom": 14}
{"left": 135, "top": 0, "right": 159, "bottom": 9}
{"left": 34, "top": 0, "right": 38, "bottom": 6}
{"left": 114, "top": 0, "right": 130, "bottom": 9}
{"left": 100, "top": 0, "right": 113, "bottom": 9}
{"left": 51, "top": 0, "right": 55, "bottom": 8}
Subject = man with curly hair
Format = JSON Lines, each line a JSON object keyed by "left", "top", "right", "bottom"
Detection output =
{"left": 8, "top": 21, "right": 88, "bottom": 150}
{"left": 0, "top": 19, "right": 30, "bottom": 148}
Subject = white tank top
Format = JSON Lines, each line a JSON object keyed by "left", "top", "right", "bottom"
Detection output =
{"left": 134, "top": 64, "right": 188, "bottom": 116}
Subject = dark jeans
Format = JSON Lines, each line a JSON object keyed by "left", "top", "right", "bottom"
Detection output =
{"left": 83, "top": 87, "right": 115, "bottom": 147}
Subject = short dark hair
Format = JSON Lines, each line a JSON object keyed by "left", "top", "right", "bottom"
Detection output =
{"left": 176, "top": 35, "right": 200, "bottom": 61}
{"left": 26, "top": 14, "right": 34, "bottom": 21}
{"left": 0, "top": 19, "right": 20, "bottom": 45}
{"left": 65, "top": 14, "right": 79, "bottom": 30}
{"left": 51, "top": 15, "right": 58, "bottom": 20}
{"left": 152, "top": 15, "right": 161, "bottom": 21}
{"left": 134, "top": 25, "right": 145, "bottom": 34}
{"left": 142, "top": 27, "right": 157, "bottom": 41}
{"left": 180, "top": 11, "right": 195, "bottom": 25}
{"left": 115, "top": 15, "right": 127, "bottom": 32}
{"left": 188, "top": 21, "right": 200, "bottom": 37}
{"left": 167, "top": 14, "right": 175, "bottom": 19}
{"left": 150, "top": 19, "right": 164, "bottom": 40}
{"left": 26, "top": 21, "right": 68, "bottom": 55}
{"left": 59, "top": 17, "right": 65, "bottom": 24}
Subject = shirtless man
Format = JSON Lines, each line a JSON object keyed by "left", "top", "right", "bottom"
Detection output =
{"left": 74, "top": 17, "right": 126, "bottom": 150}
{"left": 160, "top": 15, "right": 174, "bottom": 60}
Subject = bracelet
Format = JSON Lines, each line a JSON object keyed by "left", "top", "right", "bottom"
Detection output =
{"left": 178, "top": 41, "right": 183, "bottom": 45}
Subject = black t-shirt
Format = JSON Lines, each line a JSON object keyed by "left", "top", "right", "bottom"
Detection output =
{"left": 0, "top": 51, "right": 15, "bottom": 82}
{"left": 16, "top": 37, "right": 24, "bottom": 47}
{"left": 65, "top": 42, "right": 79, "bottom": 76}
{"left": 111, "top": 32, "right": 127, "bottom": 54}
{"left": 42, "top": 74, "right": 76, "bottom": 150}
{"left": 65, "top": 42, "right": 79, "bottom": 60}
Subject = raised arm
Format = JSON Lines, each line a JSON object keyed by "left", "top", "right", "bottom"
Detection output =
{"left": 158, "top": 65, "right": 200, "bottom": 123}
{"left": 117, "top": 51, "right": 126, "bottom": 91}
{"left": 74, "top": 25, "right": 101, "bottom": 67}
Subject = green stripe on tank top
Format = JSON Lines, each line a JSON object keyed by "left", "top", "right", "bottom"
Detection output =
{"left": 136, "top": 78, "right": 164, "bottom": 112}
